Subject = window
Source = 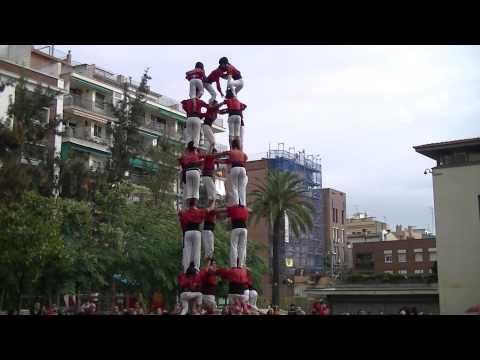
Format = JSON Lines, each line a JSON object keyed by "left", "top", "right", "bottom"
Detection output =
{"left": 398, "top": 270, "right": 407, "bottom": 275}
{"left": 332, "top": 207, "right": 335, "bottom": 223}
{"left": 94, "top": 124, "right": 103, "bottom": 138}
{"left": 95, "top": 93, "right": 105, "bottom": 109}
{"left": 384, "top": 255, "right": 393, "bottom": 264}
{"left": 414, "top": 249, "right": 423, "bottom": 262}
{"left": 414, "top": 269, "right": 424, "bottom": 274}
{"left": 342, "top": 210, "right": 345, "bottom": 225}
{"left": 429, "top": 248, "right": 437, "bottom": 262}
{"left": 397, "top": 249, "right": 407, "bottom": 263}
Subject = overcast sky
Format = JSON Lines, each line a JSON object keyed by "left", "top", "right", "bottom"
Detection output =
{"left": 59, "top": 45, "right": 480, "bottom": 232}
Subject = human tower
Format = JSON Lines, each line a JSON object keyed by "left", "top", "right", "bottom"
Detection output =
{"left": 176, "top": 57, "right": 258, "bottom": 315}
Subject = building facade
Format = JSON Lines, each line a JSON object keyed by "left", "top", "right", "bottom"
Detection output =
{"left": 352, "top": 238, "right": 437, "bottom": 275}
{"left": 415, "top": 137, "right": 480, "bottom": 315}
{"left": 346, "top": 212, "right": 388, "bottom": 243}
{"left": 0, "top": 45, "right": 67, "bottom": 194}
{"left": 1, "top": 45, "right": 227, "bottom": 204}
{"left": 321, "top": 188, "right": 349, "bottom": 275}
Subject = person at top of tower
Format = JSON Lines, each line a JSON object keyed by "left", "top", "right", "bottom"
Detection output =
{"left": 204, "top": 67, "right": 228, "bottom": 102}
{"left": 219, "top": 90, "right": 247, "bottom": 148}
{"left": 218, "top": 57, "right": 243, "bottom": 97}
{"left": 181, "top": 97, "right": 208, "bottom": 148}
{"left": 186, "top": 62, "right": 206, "bottom": 99}
{"left": 201, "top": 100, "right": 222, "bottom": 152}
{"left": 179, "top": 141, "right": 204, "bottom": 205}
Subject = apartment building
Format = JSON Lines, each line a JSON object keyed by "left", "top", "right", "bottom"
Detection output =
{"left": 1, "top": 45, "right": 227, "bottom": 202}
{"left": 414, "top": 137, "right": 480, "bottom": 314}
{"left": 346, "top": 212, "right": 389, "bottom": 243}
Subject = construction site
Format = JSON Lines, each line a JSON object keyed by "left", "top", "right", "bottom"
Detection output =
{"left": 245, "top": 143, "right": 325, "bottom": 306}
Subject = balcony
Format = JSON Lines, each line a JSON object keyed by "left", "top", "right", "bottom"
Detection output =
{"left": 63, "top": 126, "right": 112, "bottom": 153}
{"left": 64, "top": 94, "right": 115, "bottom": 119}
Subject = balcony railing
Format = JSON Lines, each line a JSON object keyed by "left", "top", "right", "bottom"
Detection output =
{"left": 64, "top": 127, "right": 112, "bottom": 147}
{"left": 64, "top": 94, "right": 115, "bottom": 118}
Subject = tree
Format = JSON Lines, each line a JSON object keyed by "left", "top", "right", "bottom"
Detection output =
{"left": 0, "top": 192, "right": 66, "bottom": 311}
{"left": 0, "top": 76, "right": 61, "bottom": 201}
{"left": 250, "top": 171, "right": 314, "bottom": 306}
{"left": 142, "top": 134, "right": 183, "bottom": 207}
{"left": 108, "top": 70, "right": 151, "bottom": 183}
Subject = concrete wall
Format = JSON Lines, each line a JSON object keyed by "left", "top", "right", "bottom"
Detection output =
{"left": 432, "top": 163, "right": 480, "bottom": 314}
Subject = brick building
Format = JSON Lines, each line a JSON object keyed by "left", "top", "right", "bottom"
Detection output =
{"left": 352, "top": 237, "right": 437, "bottom": 275}
{"left": 321, "top": 188, "right": 349, "bottom": 275}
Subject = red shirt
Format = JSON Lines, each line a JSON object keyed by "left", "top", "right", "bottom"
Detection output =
{"left": 226, "top": 149, "right": 248, "bottom": 165}
{"left": 186, "top": 68, "right": 206, "bottom": 81}
{"left": 224, "top": 98, "right": 242, "bottom": 111}
{"left": 179, "top": 207, "right": 208, "bottom": 226}
{"left": 227, "top": 205, "right": 249, "bottom": 222}
{"left": 216, "top": 267, "right": 249, "bottom": 284}
{"left": 205, "top": 68, "right": 224, "bottom": 96}
{"left": 178, "top": 272, "right": 202, "bottom": 292}
{"left": 202, "top": 154, "right": 216, "bottom": 175}
{"left": 246, "top": 270, "right": 253, "bottom": 289}
{"left": 200, "top": 268, "right": 217, "bottom": 287}
{"left": 203, "top": 103, "right": 221, "bottom": 123}
{"left": 225, "top": 64, "right": 241, "bottom": 79}
{"left": 205, "top": 210, "right": 216, "bottom": 224}
{"left": 179, "top": 150, "right": 203, "bottom": 170}
{"left": 181, "top": 98, "right": 208, "bottom": 117}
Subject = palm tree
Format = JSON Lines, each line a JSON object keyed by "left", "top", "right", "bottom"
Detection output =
{"left": 250, "top": 170, "right": 314, "bottom": 306}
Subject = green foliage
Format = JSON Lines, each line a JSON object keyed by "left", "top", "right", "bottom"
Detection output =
{"left": 108, "top": 70, "right": 151, "bottom": 183}
{"left": 0, "top": 76, "right": 61, "bottom": 201}
{"left": 344, "top": 272, "right": 437, "bottom": 284}
{"left": 249, "top": 170, "right": 314, "bottom": 305}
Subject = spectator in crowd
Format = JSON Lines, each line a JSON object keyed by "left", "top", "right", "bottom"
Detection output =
{"left": 296, "top": 307, "right": 306, "bottom": 315}
{"left": 32, "top": 302, "right": 42, "bottom": 316}
{"left": 288, "top": 304, "right": 297, "bottom": 315}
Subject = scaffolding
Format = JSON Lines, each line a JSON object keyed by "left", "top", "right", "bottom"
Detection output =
{"left": 265, "top": 143, "right": 325, "bottom": 274}
{"left": 266, "top": 143, "right": 322, "bottom": 190}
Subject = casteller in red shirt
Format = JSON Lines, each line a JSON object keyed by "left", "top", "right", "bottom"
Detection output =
{"left": 178, "top": 207, "right": 209, "bottom": 229}
{"left": 178, "top": 272, "right": 202, "bottom": 292}
{"left": 202, "top": 154, "right": 216, "bottom": 177}
{"left": 205, "top": 68, "right": 225, "bottom": 97}
{"left": 181, "top": 98, "right": 208, "bottom": 118}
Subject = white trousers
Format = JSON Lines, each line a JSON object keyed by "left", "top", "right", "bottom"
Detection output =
{"left": 202, "top": 124, "right": 215, "bottom": 151}
{"left": 202, "top": 175, "right": 216, "bottom": 201}
{"left": 183, "top": 230, "right": 201, "bottom": 272}
{"left": 224, "top": 168, "right": 234, "bottom": 206}
{"left": 228, "top": 293, "right": 246, "bottom": 305}
{"left": 243, "top": 289, "right": 258, "bottom": 309}
{"left": 202, "top": 229, "right": 214, "bottom": 259}
{"left": 186, "top": 117, "right": 201, "bottom": 148}
{"left": 202, "top": 294, "right": 216, "bottom": 307}
{"left": 227, "top": 76, "right": 244, "bottom": 97}
{"left": 240, "top": 125, "right": 244, "bottom": 150}
{"left": 180, "top": 292, "right": 203, "bottom": 315}
{"left": 229, "top": 166, "right": 248, "bottom": 206}
{"left": 185, "top": 169, "right": 200, "bottom": 200}
{"left": 230, "top": 228, "right": 248, "bottom": 268}
{"left": 228, "top": 115, "right": 242, "bottom": 143}
{"left": 189, "top": 79, "right": 203, "bottom": 99}
{"left": 204, "top": 82, "right": 217, "bottom": 103}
